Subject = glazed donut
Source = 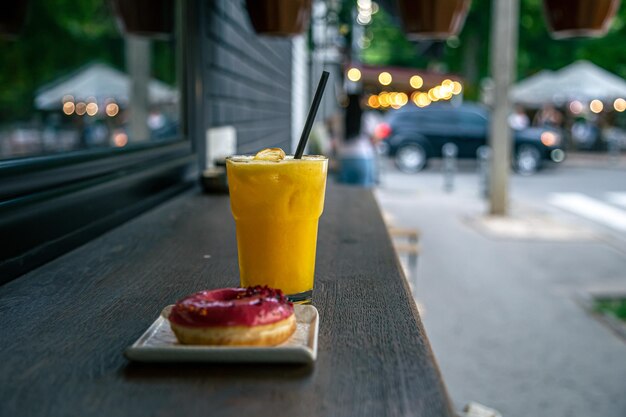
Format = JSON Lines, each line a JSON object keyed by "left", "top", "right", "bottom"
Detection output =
{"left": 168, "top": 286, "right": 296, "bottom": 346}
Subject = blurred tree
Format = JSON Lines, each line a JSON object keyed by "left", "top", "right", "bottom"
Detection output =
{"left": 440, "top": 0, "right": 491, "bottom": 98}
{"left": 514, "top": 0, "right": 626, "bottom": 79}
{"left": 358, "top": 7, "right": 427, "bottom": 67}
{"left": 338, "top": 1, "right": 431, "bottom": 68}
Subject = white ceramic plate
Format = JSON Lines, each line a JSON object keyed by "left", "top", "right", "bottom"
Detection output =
{"left": 125, "top": 304, "right": 318, "bottom": 364}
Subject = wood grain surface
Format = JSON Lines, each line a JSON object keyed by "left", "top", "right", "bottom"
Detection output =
{"left": 0, "top": 184, "right": 454, "bottom": 417}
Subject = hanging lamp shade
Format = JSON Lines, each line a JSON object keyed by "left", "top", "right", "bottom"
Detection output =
{"left": 245, "top": 0, "right": 312, "bottom": 36}
{"left": 543, "top": 0, "right": 620, "bottom": 39}
{"left": 0, "top": 1, "right": 29, "bottom": 40}
{"left": 397, "top": 0, "right": 471, "bottom": 40}
{"left": 111, "top": 0, "right": 174, "bottom": 39}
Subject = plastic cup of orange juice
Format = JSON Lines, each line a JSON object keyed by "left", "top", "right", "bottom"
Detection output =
{"left": 226, "top": 150, "right": 328, "bottom": 303}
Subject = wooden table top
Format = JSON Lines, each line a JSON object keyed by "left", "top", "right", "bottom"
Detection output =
{"left": 0, "top": 184, "right": 454, "bottom": 417}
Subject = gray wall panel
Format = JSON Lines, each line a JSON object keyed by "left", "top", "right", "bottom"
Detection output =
{"left": 205, "top": 0, "right": 293, "bottom": 156}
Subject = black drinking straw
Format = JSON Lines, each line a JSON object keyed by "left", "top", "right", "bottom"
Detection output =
{"left": 294, "top": 71, "right": 330, "bottom": 159}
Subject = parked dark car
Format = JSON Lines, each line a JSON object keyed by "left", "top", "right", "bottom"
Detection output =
{"left": 375, "top": 103, "right": 565, "bottom": 174}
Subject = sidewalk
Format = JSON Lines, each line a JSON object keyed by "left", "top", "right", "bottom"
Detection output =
{"left": 374, "top": 170, "right": 626, "bottom": 417}
{"left": 562, "top": 150, "right": 626, "bottom": 170}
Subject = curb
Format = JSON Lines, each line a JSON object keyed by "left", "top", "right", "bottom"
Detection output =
{"left": 575, "top": 290, "right": 626, "bottom": 343}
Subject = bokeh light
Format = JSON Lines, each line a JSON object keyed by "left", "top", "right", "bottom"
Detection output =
{"left": 613, "top": 98, "right": 626, "bottom": 112}
{"left": 378, "top": 71, "right": 392, "bottom": 86}
{"left": 551, "top": 149, "right": 565, "bottom": 163}
{"left": 75, "top": 102, "right": 87, "bottom": 116}
{"left": 357, "top": 14, "right": 371, "bottom": 25}
{"left": 388, "top": 92, "right": 398, "bottom": 106}
{"left": 114, "top": 132, "right": 128, "bottom": 147}
{"left": 378, "top": 92, "right": 390, "bottom": 107}
{"left": 409, "top": 75, "right": 423, "bottom": 89}
{"left": 86, "top": 102, "right": 98, "bottom": 116}
{"left": 414, "top": 92, "right": 431, "bottom": 107}
{"left": 367, "top": 94, "right": 380, "bottom": 108}
{"left": 439, "top": 83, "right": 453, "bottom": 100}
{"left": 569, "top": 100, "right": 584, "bottom": 114}
{"left": 105, "top": 103, "right": 119, "bottom": 117}
{"left": 62, "top": 102, "right": 75, "bottom": 115}
{"left": 347, "top": 68, "right": 362, "bottom": 82}
{"left": 541, "top": 131, "right": 558, "bottom": 147}
{"left": 396, "top": 92, "right": 408, "bottom": 106}
{"left": 356, "top": 0, "right": 373, "bottom": 25}
{"left": 590, "top": 99, "right": 603, "bottom": 113}
{"left": 451, "top": 81, "right": 463, "bottom": 95}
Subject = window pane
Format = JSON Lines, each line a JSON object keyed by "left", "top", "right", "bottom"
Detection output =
{"left": 0, "top": 0, "right": 180, "bottom": 160}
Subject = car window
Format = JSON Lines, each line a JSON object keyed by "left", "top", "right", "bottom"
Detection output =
{"left": 458, "top": 111, "right": 487, "bottom": 127}
{"left": 394, "top": 109, "right": 455, "bottom": 124}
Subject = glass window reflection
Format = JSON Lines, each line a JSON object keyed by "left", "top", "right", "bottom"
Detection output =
{"left": 0, "top": 0, "right": 180, "bottom": 160}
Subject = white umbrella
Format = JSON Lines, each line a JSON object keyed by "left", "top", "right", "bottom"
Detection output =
{"left": 511, "top": 60, "right": 626, "bottom": 107}
{"left": 551, "top": 60, "right": 626, "bottom": 102}
{"left": 35, "top": 62, "right": 178, "bottom": 110}
{"left": 510, "top": 70, "right": 556, "bottom": 107}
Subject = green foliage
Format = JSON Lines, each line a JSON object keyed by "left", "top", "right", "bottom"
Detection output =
{"left": 594, "top": 298, "right": 626, "bottom": 321}
{"left": 43, "top": 0, "right": 118, "bottom": 39}
{"left": 441, "top": 0, "right": 490, "bottom": 76}
{"left": 339, "top": 0, "right": 428, "bottom": 67}
{"left": 359, "top": 7, "right": 427, "bottom": 67}
{"left": 340, "top": 0, "right": 626, "bottom": 99}
{"left": 515, "top": 0, "right": 626, "bottom": 79}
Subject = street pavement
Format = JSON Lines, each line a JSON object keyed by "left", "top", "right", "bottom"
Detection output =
{"left": 373, "top": 154, "right": 626, "bottom": 417}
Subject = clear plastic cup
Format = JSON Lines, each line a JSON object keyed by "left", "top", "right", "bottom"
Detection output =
{"left": 226, "top": 155, "right": 328, "bottom": 303}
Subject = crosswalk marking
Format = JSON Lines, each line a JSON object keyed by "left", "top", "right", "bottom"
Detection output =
{"left": 549, "top": 193, "right": 626, "bottom": 232}
{"left": 607, "top": 192, "right": 626, "bottom": 209}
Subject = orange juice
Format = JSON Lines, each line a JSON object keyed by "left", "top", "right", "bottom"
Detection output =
{"left": 226, "top": 154, "right": 328, "bottom": 301}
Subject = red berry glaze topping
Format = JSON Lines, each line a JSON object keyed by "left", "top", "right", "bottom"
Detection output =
{"left": 168, "top": 286, "right": 294, "bottom": 327}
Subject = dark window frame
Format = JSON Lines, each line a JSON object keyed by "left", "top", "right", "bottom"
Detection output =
{"left": 0, "top": 1, "right": 204, "bottom": 284}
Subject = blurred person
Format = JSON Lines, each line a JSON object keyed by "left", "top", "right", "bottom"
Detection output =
{"left": 508, "top": 105, "right": 529, "bottom": 130}
{"left": 362, "top": 109, "right": 383, "bottom": 140}
{"left": 82, "top": 120, "right": 109, "bottom": 147}
{"left": 337, "top": 94, "right": 376, "bottom": 187}
{"left": 308, "top": 121, "right": 332, "bottom": 156}
{"left": 362, "top": 109, "right": 384, "bottom": 184}
{"left": 534, "top": 103, "right": 563, "bottom": 128}
{"left": 147, "top": 108, "right": 167, "bottom": 130}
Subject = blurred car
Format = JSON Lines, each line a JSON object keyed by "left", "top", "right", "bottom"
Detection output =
{"left": 375, "top": 103, "right": 565, "bottom": 174}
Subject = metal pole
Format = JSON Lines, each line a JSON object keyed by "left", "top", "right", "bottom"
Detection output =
{"left": 477, "top": 145, "right": 491, "bottom": 198}
{"left": 126, "top": 35, "right": 150, "bottom": 143}
{"left": 442, "top": 142, "right": 458, "bottom": 192}
{"left": 488, "top": 0, "right": 519, "bottom": 215}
